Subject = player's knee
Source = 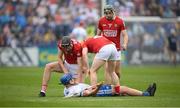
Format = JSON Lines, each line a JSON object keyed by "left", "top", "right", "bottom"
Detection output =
{"left": 116, "top": 72, "right": 120, "bottom": 78}
{"left": 45, "top": 63, "right": 53, "bottom": 71}
{"left": 120, "top": 86, "right": 127, "bottom": 93}
{"left": 90, "top": 69, "right": 96, "bottom": 73}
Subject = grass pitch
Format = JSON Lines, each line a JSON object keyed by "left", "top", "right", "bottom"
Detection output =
{"left": 0, "top": 65, "right": 180, "bottom": 107}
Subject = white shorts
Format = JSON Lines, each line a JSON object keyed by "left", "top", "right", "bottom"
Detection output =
{"left": 116, "top": 50, "right": 121, "bottom": 60}
{"left": 64, "top": 61, "right": 79, "bottom": 74}
{"left": 95, "top": 44, "right": 119, "bottom": 61}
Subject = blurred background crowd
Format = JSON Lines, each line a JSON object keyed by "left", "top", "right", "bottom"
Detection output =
{"left": 0, "top": 0, "right": 179, "bottom": 49}
{"left": 0, "top": 0, "right": 100, "bottom": 47}
{"left": 107, "top": 0, "right": 179, "bottom": 17}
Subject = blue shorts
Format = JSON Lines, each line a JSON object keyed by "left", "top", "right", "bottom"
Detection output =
{"left": 96, "top": 84, "right": 113, "bottom": 96}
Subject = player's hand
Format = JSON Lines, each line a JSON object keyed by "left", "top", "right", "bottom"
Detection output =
{"left": 82, "top": 67, "right": 90, "bottom": 77}
{"left": 97, "top": 81, "right": 104, "bottom": 87}
{"left": 122, "top": 44, "right": 127, "bottom": 51}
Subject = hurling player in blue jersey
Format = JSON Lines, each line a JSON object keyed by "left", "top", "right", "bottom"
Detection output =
{"left": 60, "top": 73, "right": 156, "bottom": 97}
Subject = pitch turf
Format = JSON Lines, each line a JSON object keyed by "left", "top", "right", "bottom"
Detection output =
{"left": 0, "top": 65, "right": 180, "bottom": 107}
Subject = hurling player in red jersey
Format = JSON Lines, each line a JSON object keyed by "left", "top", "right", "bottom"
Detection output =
{"left": 97, "top": 5, "right": 129, "bottom": 79}
{"left": 82, "top": 36, "right": 120, "bottom": 91}
{"left": 39, "top": 36, "right": 84, "bottom": 97}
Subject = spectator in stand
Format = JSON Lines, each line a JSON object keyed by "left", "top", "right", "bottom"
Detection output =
{"left": 0, "top": 0, "right": 179, "bottom": 49}
{"left": 0, "top": 0, "right": 100, "bottom": 47}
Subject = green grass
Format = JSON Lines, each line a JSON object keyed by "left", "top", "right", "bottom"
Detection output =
{"left": 0, "top": 65, "right": 180, "bottom": 107}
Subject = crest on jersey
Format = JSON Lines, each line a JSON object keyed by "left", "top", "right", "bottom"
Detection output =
{"left": 108, "top": 24, "right": 112, "bottom": 28}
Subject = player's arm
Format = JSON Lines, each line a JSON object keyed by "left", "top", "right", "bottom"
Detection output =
{"left": 121, "top": 30, "right": 128, "bottom": 50}
{"left": 64, "top": 90, "right": 81, "bottom": 98}
{"left": 82, "top": 47, "right": 89, "bottom": 74}
{"left": 97, "top": 28, "right": 102, "bottom": 36}
{"left": 82, "top": 82, "right": 103, "bottom": 96}
{"left": 82, "top": 88, "right": 98, "bottom": 97}
{"left": 58, "top": 49, "right": 68, "bottom": 73}
{"left": 97, "top": 20, "right": 102, "bottom": 36}
{"left": 77, "top": 56, "right": 84, "bottom": 82}
{"left": 64, "top": 87, "right": 98, "bottom": 98}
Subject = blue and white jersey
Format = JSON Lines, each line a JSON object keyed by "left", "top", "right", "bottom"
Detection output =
{"left": 64, "top": 83, "right": 91, "bottom": 97}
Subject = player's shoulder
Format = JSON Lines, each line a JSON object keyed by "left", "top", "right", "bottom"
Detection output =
{"left": 72, "top": 39, "right": 79, "bottom": 44}
{"left": 115, "top": 16, "right": 124, "bottom": 21}
{"left": 99, "top": 16, "right": 106, "bottom": 21}
{"left": 57, "top": 40, "right": 63, "bottom": 49}
{"left": 72, "top": 39, "right": 81, "bottom": 47}
{"left": 72, "top": 39, "right": 82, "bottom": 53}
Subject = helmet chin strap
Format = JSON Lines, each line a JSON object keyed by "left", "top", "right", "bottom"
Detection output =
{"left": 106, "top": 15, "right": 115, "bottom": 21}
{"left": 112, "top": 11, "right": 116, "bottom": 19}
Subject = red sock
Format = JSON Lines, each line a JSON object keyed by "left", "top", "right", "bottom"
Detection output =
{"left": 41, "top": 85, "right": 47, "bottom": 93}
{"left": 114, "top": 86, "right": 120, "bottom": 94}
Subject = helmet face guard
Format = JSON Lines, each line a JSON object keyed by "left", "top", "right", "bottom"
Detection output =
{"left": 60, "top": 73, "right": 77, "bottom": 85}
{"left": 61, "top": 36, "right": 73, "bottom": 51}
{"left": 60, "top": 73, "right": 73, "bottom": 85}
{"left": 61, "top": 36, "right": 71, "bottom": 48}
{"left": 104, "top": 5, "right": 114, "bottom": 13}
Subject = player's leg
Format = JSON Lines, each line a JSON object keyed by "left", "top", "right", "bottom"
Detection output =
{"left": 104, "top": 62, "right": 120, "bottom": 84}
{"left": 115, "top": 60, "right": 121, "bottom": 78}
{"left": 90, "top": 45, "right": 112, "bottom": 85}
{"left": 145, "top": 83, "right": 157, "bottom": 96}
{"left": 105, "top": 62, "right": 120, "bottom": 83}
{"left": 120, "top": 86, "right": 143, "bottom": 96}
{"left": 120, "top": 83, "right": 156, "bottom": 96}
{"left": 169, "top": 49, "right": 176, "bottom": 66}
{"left": 107, "top": 60, "right": 119, "bottom": 86}
{"left": 90, "top": 58, "right": 105, "bottom": 85}
{"left": 106, "top": 50, "right": 121, "bottom": 79}
{"left": 105, "top": 60, "right": 120, "bottom": 95}
{"left": 39, "top": 61, "right": 63, "bottom": 97}
{"left": 172, "top": 51, "right": 177, "bottom": 66}
{"left": 104, "top": 63, "right": 112, "bottom": 84}
{"left": 115, "top": 50, "right": 121, "bottom": 78}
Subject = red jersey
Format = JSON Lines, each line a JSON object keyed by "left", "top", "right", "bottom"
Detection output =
{"left": 82, "top": 36, "right": 113, "bottom": 53}
{"left": 98, "top": 16, "right": 126, "bottom": 51}
{"left": 58, "top": 39, "right": 82, "bottom": 64}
